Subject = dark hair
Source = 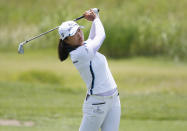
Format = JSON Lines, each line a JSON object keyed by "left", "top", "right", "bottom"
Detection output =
{"left": 58, "top": 39, "right": 69, "bottom": 62}
{"left": 58, "top": 38, "right": 78, "bottom": 62}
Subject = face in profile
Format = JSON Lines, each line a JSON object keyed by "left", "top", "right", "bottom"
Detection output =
{"left": 64, "top": 28, "right": 84, "bottom": 47}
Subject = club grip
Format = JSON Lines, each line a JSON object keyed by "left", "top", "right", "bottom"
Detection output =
{"left": 73, "top": 8, "right": 100, "bottom": 21}
{"left": 92, "top": 8, "right": 99, "bottom": 14}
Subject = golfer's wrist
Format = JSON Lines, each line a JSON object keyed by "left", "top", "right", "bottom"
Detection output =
{"left": 93, "top": 17, "right": 99, "bottom": 22}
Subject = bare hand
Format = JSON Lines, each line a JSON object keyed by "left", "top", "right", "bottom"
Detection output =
{"left": 83, "top": 9, "right": 96, "bottom": 21}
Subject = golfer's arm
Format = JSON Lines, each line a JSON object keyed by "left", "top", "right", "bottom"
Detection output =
{"left": 87, "top": 17, "right": 106, "bottom": 53}
{"left": 88, "top": 19, "right": 96, "bottom": 40}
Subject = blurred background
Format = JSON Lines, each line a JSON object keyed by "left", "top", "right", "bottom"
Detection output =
{"left": 0, "top": 0, "right": 187, "bottom": 130}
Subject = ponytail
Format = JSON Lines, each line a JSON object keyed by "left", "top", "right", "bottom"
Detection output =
{"left": 58, "top": 39, "right": 69, "bottom": 62}
{"left": 58, "top": 38, "right": 78, "bottom": 62}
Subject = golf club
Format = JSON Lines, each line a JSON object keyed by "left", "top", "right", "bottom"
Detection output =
{"left": 18, "top": 8, "right": 99, "bottom": 54}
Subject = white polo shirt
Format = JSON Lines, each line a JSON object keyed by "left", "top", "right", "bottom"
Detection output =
{"left": 70, "top": 44, "right": 117, "bottom": 95}
{"left": 69, "top": 17, "right": 117, "bottom": 95}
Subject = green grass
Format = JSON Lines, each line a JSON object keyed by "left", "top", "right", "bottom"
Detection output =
{"left": 1, "top": 119, "right": 187, "bottom": 131}
{"left": 0, "top": 0, "right": 187, "bottom": 59}
{"left": 1, "top": 0, "right": 187, "bottom": 130}
{"left": 0, "top": 51, "right": 187, "bottom": 130}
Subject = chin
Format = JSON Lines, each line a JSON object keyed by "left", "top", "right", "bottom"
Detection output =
{"left": 79, "top": 40, "right": 84, "bottom": 45}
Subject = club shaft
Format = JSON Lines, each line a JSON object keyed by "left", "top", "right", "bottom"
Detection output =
{"left": 22, "top": 16, "right": 85, "bottom": 45}
{"left": 73, "top": 16, "right": 84, "bottom": 21}
{"left": 22, "top": 26, "right": 59, "bottom": 45}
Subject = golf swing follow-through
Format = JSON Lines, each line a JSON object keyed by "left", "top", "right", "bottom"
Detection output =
{"left": 18, "top": 8, "right": 121, "bottom": 131}
{"left": 18, "top": 8, "right": 99, "bottom": 54}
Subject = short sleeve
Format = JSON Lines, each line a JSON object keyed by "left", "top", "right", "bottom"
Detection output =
{"left": 70, "top": 44, "right": 95, "bottom": 64}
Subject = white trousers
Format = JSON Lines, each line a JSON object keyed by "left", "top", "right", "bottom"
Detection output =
{"left": 79, "top": 91, "right": 121, "bottom": 131}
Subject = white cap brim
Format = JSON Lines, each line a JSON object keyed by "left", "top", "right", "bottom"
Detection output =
{"left": 70, "top": 25, "right": 84, "bottom": 36}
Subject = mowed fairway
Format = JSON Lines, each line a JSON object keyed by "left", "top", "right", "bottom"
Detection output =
{"left": 0, "top": 51, "right": 187, "bottom": 131}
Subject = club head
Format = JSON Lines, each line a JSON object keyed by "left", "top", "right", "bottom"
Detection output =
{"left": 18, "top": 43, "right": 24, "bottom": 54}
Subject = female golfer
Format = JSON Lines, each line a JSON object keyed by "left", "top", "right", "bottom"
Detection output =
{"left": 58, "top": 9, "right": 121, "bottom": 131}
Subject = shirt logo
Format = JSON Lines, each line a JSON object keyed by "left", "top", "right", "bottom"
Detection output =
{"left": 73, "top": 60, "right": 78, "bottom": 64}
